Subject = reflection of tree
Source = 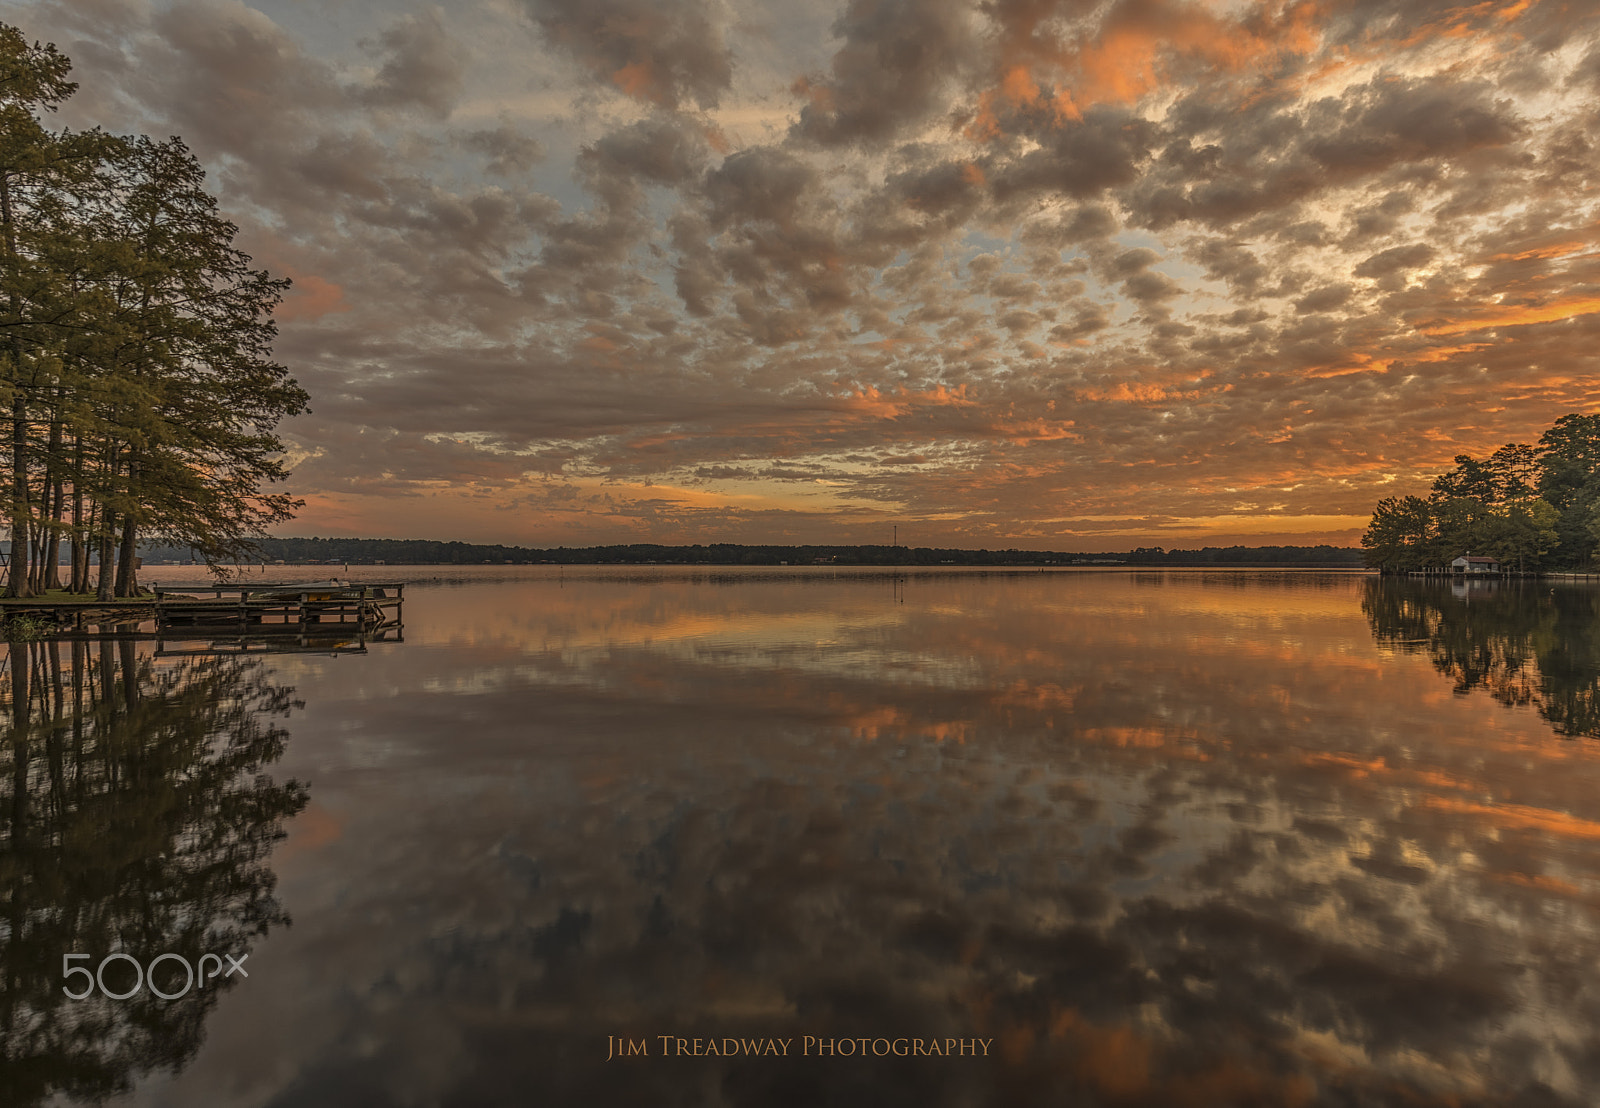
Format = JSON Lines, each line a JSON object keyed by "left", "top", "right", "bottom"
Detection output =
{"left": 1362, "top": 577, "right": 1600, "bottom": 736}
{"left": 0, "top": 641, "right": 307, "bottom": 1107}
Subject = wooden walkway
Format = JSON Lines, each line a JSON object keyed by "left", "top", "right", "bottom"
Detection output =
{"left": 0, "top": 582, "right": 406, "bottom": 647}
{"left": 152, "top": 582, "right": 405, "bottom": 636}
{"left": 153, "top": 583, "right": 406, "bottom": 656}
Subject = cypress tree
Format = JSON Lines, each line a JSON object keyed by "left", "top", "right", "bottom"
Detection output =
{"left": 0, "top": 26, "right": 308, "bottom": 594}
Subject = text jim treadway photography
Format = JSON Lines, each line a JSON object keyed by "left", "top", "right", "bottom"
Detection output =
{"left": 607, "top": 1036, "right": 995, "bottom": 1059}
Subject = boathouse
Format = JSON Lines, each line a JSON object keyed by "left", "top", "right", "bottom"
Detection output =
{"left": 1450, "top": 554, "right": 1500, "bottom": 575}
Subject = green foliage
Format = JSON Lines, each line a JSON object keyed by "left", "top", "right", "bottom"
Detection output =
{"left": 1, "top": 611, "right": 45, "bottom": 638}
{"left": 1487, "top": 497, "right": 1559, "bottom": 572}
{"left": 1363, "top": 414, "right": 1600, "bottom": 572}
{"left": 1361, "top": 495, "right": 1435, "bottom": 571}
{"left": 0, "top": 23, "right": 306, "bottom": 599}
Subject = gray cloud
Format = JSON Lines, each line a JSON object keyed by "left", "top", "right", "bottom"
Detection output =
{"left": 359, "top": 9, "right": 465, "bottom": 118}
{"left": 993, "top": 108, "right": 1159, "bottom": 202}
{"left": 1354, "top": 242, "right": 1435, "bottom": 278}
{"left": 791, "top": 0, "right": 976, "bottom": 147}
{"left": 5, "top": 0, "right": 1598, "bottom": 548}
{"left": 1304, "top": 76, "right": 1522, "bottom": 175}
{"left": 460, "top": 123, "right": 545, "bottom": 177}
{"left": 1295, "top": 283, "right": 1353, "bottom": 314}
{"left": 523, "top": 0, "right": 734, "bottom": 110}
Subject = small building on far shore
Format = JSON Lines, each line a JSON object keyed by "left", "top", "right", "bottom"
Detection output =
{"left": 1451, "top": 553, "right": 1500, "bottom": 575}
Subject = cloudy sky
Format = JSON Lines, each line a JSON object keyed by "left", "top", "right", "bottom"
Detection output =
{"left": 7, "top": 0, "right": 1600, "bottom": 549}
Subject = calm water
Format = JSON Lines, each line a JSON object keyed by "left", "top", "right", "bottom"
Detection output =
{"left": 6, "top": 568, "right": 1600, "bottom": 1107}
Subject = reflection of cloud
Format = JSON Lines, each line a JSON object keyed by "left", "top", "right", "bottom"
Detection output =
{"left": 136, "top": 571, "right": 1600, "bottom": 1106}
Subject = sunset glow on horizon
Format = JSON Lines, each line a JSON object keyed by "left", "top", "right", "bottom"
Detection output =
{"left": 11, "top": 0, "right": 1600, "bottom": 549}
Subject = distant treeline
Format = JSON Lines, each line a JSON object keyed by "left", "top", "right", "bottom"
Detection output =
{"left": 139, "top": 537, "right": 1364, "bottom": 568}
{"left": 1121, "top": 545, "right": 1362, "bottom": 565}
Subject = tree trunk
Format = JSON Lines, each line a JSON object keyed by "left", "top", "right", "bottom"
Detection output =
{"left": 27, "top": 501, "right": 44, "bottom": 594}
{"left": 68, "top": 484, "right": 83, "bottom": 592}
{"left": 65, "top": 433, "right": 83, "bottom": 591}
{"left": 41, "top": 416, "right": 63, "bottom": 590}
{"left": 7, "top": 395, "right": 31, "bottom": 598}
{"left": 95, "top": 521, "right": 114, "bottom": 602}
{"left": 115, "top": 512, "right": 138, "bottom": 597}
{"left": 73, "top": 497, "right": 95, "bottom": 596}
{"left": 1, "top": 171, "right": 31, "bottom": 599}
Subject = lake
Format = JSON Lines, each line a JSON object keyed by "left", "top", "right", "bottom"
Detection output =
{"left": 6, "top": 568, "right": 1600, "bottom": 1106}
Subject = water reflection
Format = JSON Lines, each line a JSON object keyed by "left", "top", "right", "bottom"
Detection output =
{"left": 0, "top": 640, "right": 307, "bottom": 1106}
{"left": 33, "top": 569, "right": 1600, "bottom": 1107}
{"left": 1364, "top": 576, "right": 1600, "bottom": 737}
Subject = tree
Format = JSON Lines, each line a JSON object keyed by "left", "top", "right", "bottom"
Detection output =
{"left": 1361, "top": 495, "right": 1435, "bottom": 571}
{"left": 82, "top": 136, "right": 306, "bottom": 595}
{"left": 1428, "top": 495, "right": 1494, "bottom": 565}
{"left": 1483, "top": 497, "right": 1559, "bottom": 573}
{"left": 1488, "top": 443, "right": 1538, "bottom": 501}
{"left": 1538, "top": 414, "right": 1600, "bottom": 508}
{"left": 1431, "top": 454, "right": 1499, "bottom": 503}
{"left": 1364, "top": 415, "right": 1600, "bottom": 572}
{"left": 0, "top": 25, "right": 77, "bottom": 596}
{"left": 0, "top": 25, "right": 308, "bottom": 596}
{"left": 1538, "top": 414, "right": 1600, "bottom": 567}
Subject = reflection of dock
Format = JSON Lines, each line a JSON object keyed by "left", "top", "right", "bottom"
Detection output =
{"left": 0, "top": 602, "right": 153, "bottom": 632}
{"left": 152, "top": 581, "right": 406, "bottom": 657}
{"left": 155, "top": 625, "right": 404, "bottom": 657}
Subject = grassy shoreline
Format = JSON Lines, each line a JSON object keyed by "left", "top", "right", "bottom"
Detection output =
{"left": 0, "top": 591, "right": 155, "bottom": 606}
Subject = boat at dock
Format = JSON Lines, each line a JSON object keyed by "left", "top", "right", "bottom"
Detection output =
{"left": 246, "top": 579, "right": 351, "bottom": 600}
{"left": 244, "top": 580, "right": 396, "bottom": 600}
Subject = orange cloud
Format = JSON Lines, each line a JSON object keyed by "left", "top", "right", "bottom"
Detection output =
{"left": 275, "top": 270, "right": 351, "bottom": 322}
{"left": 989, "top": 417, "right": 1080, "bottom": 444}
{"left": 1418, "top": 295, "right": 1600, "bottom": 335}
{"left": 1077, "top": 381, "right": 1198, "bottom": 403}
{"left": 1492, "top": 871, "right": 1589, "bottom": 899}
{"left": 1309, "top": 342, "right": 1494, "bottom": 377}
{"left": 610, "top": 60, "right": 657, "bottom": 101}
{"left": 1487, "top": 240, "right": 1593, "bottom": 263}
{"left": 1401, "top": 0, "right": 1536, "bottom": 43}
{"left": 838, "top": 383, "right": 976, "bottom": 420}
{"left": 973, "top": 0, "right": 1324, "bottom": 141}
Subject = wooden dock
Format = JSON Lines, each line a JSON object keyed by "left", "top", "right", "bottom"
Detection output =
{"left": 0, "top": 582, "right": 407, "bottom": 657}
{"left": 152, "top": 582, "right": 405, "bottom": 636}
